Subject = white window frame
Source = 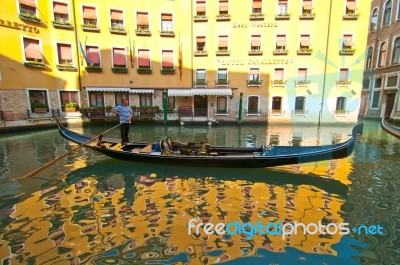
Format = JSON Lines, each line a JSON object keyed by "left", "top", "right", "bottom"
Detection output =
{"left": 85, "top": 44, "right": 102, "bottom": 66}
{"left": 26, "top": 88, "right": 50, "bottom": 110}
{"left": 109, "top": 7, "right": 125, "bottom": 29}
{"left": 247, "top": 95, "right": 260, "bottom": 116}
{"left": 51, "top": 0, "right": 70, "bottom": 22}
{"left": 81, "top": 4, "right": 99, "bottom": 27}
{"left": 111, "top": 46, "right": 127, "bottom": 68}
{"left": 160, "top": 12, "right": 174, "bottom": 31}
{"left": 17, "top": 0, "right": 38, "bottom": 15}
{"left": 55, "top": 41, "right": 75, "bottom": 66}
{"left": 21, "top": 35, "right": 43, "bottom": 63}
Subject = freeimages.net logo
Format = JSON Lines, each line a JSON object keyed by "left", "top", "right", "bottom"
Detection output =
{"left": 188, "top": 218, "right": 384, "bottom": 239}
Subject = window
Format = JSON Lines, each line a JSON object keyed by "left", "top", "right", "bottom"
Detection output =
{"left": 300, "top": 34, "right": 311, "bottom": 49}
{"left": 196, "top": 69, "right": 206, "bottom": 85}
{"left": 60, "top": 91, "right": 78, "bottom": 110}
{"left": 302, "top": 0, "right": 313, "bottom": 15}
{"left": 218, "top": 35, "right": 228, "bottom": 51}
{"left": 168, "top": 97, "right": 175, "bottom": 110}
{"left": 112, "top": 47, "right": 126, "bottom": 68}
{"left": 19, "top": 0, "right": 36, "bottom": 15}
{"left": 339, "top": 68, "right": 349, "bottom": 81}
{"left": 378, "top": 42, "right": 387, "bottom": 67}
{"left": 383, "top": 0, "right": 392, "bottom": 26}
{"left": 295, "top": 96, "right": 305, "bottom": 113}
{"left": 277, "top": 0, "right": 288, "bottom": 14}
{"left": 53, "top": 2, "right": 69, "bottom": 22}
{"left": 139, "top": 94, "right": 153, "bottom": 107}
{"left": 252, "top": 0, "right": 262, "bottom": 13}
{"left": 217, "top": 68, "right": 228, "bottom": 84}
{"left": 137, "top": 49, "right": 150, "bottom": 69}
{"left": 375, "top": 78, "right": 382, "bottom": 88}
{"left": 370, "top": 8, "right": 378, "bottom": 31}
{"left": 23, "top": 37, "right": 43, "bottom": 62}
{"left": 57, "top": 43, "right": 73, "bottom": 65}
{"left": 371, "top": 91, "right": 380, "bottom": 108}
{"left": 366, "top": 47, "right": 373, "bottom": 69}
{"left": 219, "top": 0, "right": 229, "bottom": 14}
{"left": 345, "top": 0, "right": 357, "bottom": 15}
{"left": 392, "top": 37, "right": 400, "bottom": 64}
{"left": 336, "top": 97, "right": 346, "bottom": 112}
{"left": 387, "top": 76, "right": 398, "bottom": 87}
{"left": 29, "top": 90, "right": 48, "bottom": 110}
{"left": 216, "top": 97, "right": 228, "bottom": 114}
{"left": 196, "top": 0, "right": 206, "bottom": 16}
{"left": 342, "top": 34, "right": 354, "bottom": 49}
{"left": 162, "top": 50, "right": 174, "bottom": 69}
{"left": 115, "top": 92, "right": 129, "bottom": 106}
{"left": 88, "top": 91, "right": 104, "bottom": 107}
{"left": 196, "top": 36, "right": 206, "bottom": 51}
{"left": 110, "top": 9, "right": 124, "bottom": 29}
{"left": 276, "top": 34, "right": 287, "bottom": 50}
{"left": 82, "top": 6, "right": 97, "bottom": 26}
{"left": 272, "top": 97, "right": 282, "bottom": 113}
{"left": 248, "top": 96, "right": 259, "bottom": 114}
{"left": 251, "top": 35, "right": 261, "bottom": 50}
{"left": 161, "top": 13, "right": 173, "bottom": 31}
{"left": 249, "top": 68, "right": 260, "bottom": 82}
{"left": 397, "top": 1, "right": 400, "bottom": 20}
{"left": 297, "top": 68, "right": 308, "bottom": 82}
{"left": 137, "top": 12, "right": 149, "bottom": 30}
{"left": 363, "top": 79, "right": 370, "bottom": 89}
{"left": 274, "top": 68, "right": 284, "bottom": 81}
{"left": 86, "top": 46, "right": 100, "bottom": 66}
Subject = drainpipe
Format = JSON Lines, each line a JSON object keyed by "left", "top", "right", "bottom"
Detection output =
{"left": 71, "top": 0, "right": 82, "bottom": 97}
{"left": 238, "top": 92, "right": 243, "bottom": 125}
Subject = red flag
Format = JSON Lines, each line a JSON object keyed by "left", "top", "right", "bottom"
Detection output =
{"left": 178, "top": 35, "right": 183, "bottom": 81}
{"left": 129, "top": 33, "right": 134, "bottom": 68}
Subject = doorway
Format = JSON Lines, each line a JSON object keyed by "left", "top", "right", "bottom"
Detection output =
{"left": 384, "top": 93, "right": 395, "bottom": 118}
{"left": 194, "top": 96, "right": 208, "bottom": 116}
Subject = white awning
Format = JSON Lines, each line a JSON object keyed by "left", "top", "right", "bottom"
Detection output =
{"left": 168, "top": 88, "right": 232, "bottom": 97}
{"left": 86, "top": 87, "right": 131, "bottom": 92}
{"left": 130, "top": 89, "right": 154, "bottom": 94}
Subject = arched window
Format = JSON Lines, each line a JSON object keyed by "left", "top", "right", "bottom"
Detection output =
{"left": 383, "top": 0, "right": 392, "bottom": 26}
{"left": 378, "top": 42, "right": 387, "bottom": 67}
{"left": 366, "top": 47, "right": 373, "bottom": 69}
{"left": 392, "top": 37, "right": 400, "bottom": 64}
{"left": 370, "top": 8, "right": 378, "bottom": 31}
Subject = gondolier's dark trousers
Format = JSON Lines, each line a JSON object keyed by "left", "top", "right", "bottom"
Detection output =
{"left": 121, "top": 122, "right": 130, "bottom": 144}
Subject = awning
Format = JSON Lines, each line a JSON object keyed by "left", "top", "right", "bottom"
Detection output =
{"left": 168, "top": 88, "right": 232, "bottom": 97}
{"left": 130, "top": 89, "right": 154, "bottom": 94}
{"left": 86, "top": 87, "right": 131, "bottom": 92}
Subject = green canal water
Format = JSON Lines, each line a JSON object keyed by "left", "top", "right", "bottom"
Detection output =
{"left": 0, "top": 120, "right": 398, "bottom": 264}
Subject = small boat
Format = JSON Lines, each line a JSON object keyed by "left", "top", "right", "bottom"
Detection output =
{"left": 381, "top": 118, "right": 400, "bottom": 139}
{"left": 57, "top": 119, "right": 363, "bottom": 168}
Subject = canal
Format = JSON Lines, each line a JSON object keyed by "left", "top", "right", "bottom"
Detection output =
{"left": 0, "top": 120, "right": 398, "bottom": 264}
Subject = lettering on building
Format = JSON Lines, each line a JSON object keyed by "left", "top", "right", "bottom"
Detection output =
{"left": 0, "top": 19, "right": 40, "bottom": 34}
{"left": 233, "top": 22, "right": 278, "bottom": 28}
{"left": 217, "top": 59, "right": 290, "bottom": 66}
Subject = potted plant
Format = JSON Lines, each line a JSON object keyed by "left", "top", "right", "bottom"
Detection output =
{"left": 32, "top": 102, "right": 48, "bottom": 113}
{"left": 105, "top": 106, "right": 113, "bottom": 112}
{"left": 65, "top": 102, "right": 78, "bottom": 112}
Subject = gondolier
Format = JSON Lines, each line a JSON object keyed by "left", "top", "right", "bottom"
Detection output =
{"left": 111, "top": 99, "right": 133, "bottom": 145}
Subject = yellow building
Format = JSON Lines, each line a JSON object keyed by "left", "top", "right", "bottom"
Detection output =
{"left": 0, "top": 0, "right": 370, "bottom": 124}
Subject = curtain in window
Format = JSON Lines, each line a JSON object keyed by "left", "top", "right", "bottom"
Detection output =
{"left": 110, "top": 9, "right": 123, "bottom": 20}
{"left": 53, "top": 2, "right": 68, "bottom": 14}
{"left": 86, "top": 46, "right": 100, "bottom": 64}
{"left": 137, "top": 12, "right": 149, "bottom": 25}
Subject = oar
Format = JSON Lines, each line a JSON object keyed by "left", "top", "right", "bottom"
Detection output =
{"left": 16, "top": 122, "right": 122, "bottom": 181}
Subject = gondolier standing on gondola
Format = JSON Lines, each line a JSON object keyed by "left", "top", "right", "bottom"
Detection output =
{"left": 111, "top": 99, "right": 133, "bottom": 145}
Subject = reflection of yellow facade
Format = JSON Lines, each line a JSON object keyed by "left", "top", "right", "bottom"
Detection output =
{"left": 0, "top": 1, "right": 370, "bottom": 123}
{"left": 0, "top": 158, "right": 353, "bottom": 264}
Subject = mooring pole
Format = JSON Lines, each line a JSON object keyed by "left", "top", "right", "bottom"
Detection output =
{"left": 163, "top": 90, "right": 168, "bottom": 125}
{"left": 238, "top": 92, "right": 243, "bottom": 125}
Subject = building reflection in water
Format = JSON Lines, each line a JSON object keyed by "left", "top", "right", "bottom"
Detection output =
{"left": 0, "top": 153, "right": 368, "bottom": 265}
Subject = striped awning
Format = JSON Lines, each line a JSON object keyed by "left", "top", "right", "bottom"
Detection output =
{"left": 130, "top": 89, "right": 154, "bottom": 94}
{"left": 168, "top": 88, "right": 232, "bottom": 97}
{"left": 86, "top": 87, "right": 131, "bottom": 92}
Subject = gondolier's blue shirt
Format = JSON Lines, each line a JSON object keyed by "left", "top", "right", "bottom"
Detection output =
{"left": 112, "top": 105, "right": 133, "bottom": 123}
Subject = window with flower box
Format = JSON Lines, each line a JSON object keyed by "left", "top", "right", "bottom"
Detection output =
{"left": 249, "top": 35, "right": 262, "bottom": 55}
{"left": 161, "top": 50, "right": 175, "bottom": 74}
{"left": 52, "top": 2, "right": 71, "bottom": 27}
{"left": 300, "top": 0, "right": 314, "bottom": 18}
{"left": 216, "top": 35, "right": 230, "bottom": 55}
{"left": 337, "top": 68, "right": 351, "bottom": 85}
{"left": 161, "top": 13, "right": 174, "bottom": 36}
{"left": 272, "top": 68, "right": 285, "bottom": 86}
{"left": 344, "top": 0, "right": 358, "bottom": 19}
{"left": 274, "top": 35, "right": 288, "bottom": 54}
{"left": 195, "top": 1, "right": 208, "bottom": 21}
{"left": 110, "top": 9, "right": 125, "bottom": 33}
{"left": 136, "top": 12, "right": 150, "bottom": 35}
{"left": 19, "top": 0, "right": 40, "bottom": 22}
{"left": 276, "top": 0, "right": 290, "bottom": 18}
{"left": 112, "top": 47, "right": 127, "bottom": 72}
{"left": 298, "top": 34, "right": 312, "bottom": 54}
{"left": 23, "top": 37, "right": 44, "bottom": 67}
{"left": 194, "top": 69, "right": 207, "bottom": 86}
{"left": 82, "top": 6, "right": 98, "bottom": 30}
{"left": 195, "top": 36, "right": 207, "bottom": 56}
{"left": 137, "top": 49, "right": 151, "bottom": 73}
{"left": 247, "top": 68, "right": 261, "bottom": 86}
{"left": 217, "top": 0, "right": 230, "bottom": 20}
{"left": 296, "top": 68, "right": 310, "bottom": 86}
{"left": 57, "top": 43, "right": 75, "bottom": 70}
{"left": 340, "top": 34, "right": 355, "bottom": 55}
{"left": 216, "top": 68, "right": 229, "bottom": 86}
{"left": 85, "top": 45, "right": 101, "bottom": 71}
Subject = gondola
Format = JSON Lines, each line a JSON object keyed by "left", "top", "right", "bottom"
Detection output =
{"left": 381, "top": 118, "right": 400, "bottom": 139}
{"left": 57, "top": 119, "right": 363, "bottom": 168}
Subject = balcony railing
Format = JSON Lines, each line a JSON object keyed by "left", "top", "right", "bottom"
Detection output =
{"left": 85, "top": 65, "right": 102, "bottom": 72}
{"left": 24, "top": 61, "right": 45, "bottom": 68}
{"left": 57, "top": 64, "right": 76, "bottom": 71}
{"left": 249, "top": 13, "right": 265, "bottom": 20}
{"left": 194, "top": 50, "right": 208, "bottom": 56}
{"left": 247, "top": 80, "right": 262, "bottom": 87}
{"left": 273, "top": 49, "right": 288, "bottom": 55}
{"left": 110, "top": 26, "right": 126, "bottom": 34}
{"left": 135, "top": 28, "right": 151, "bottom": 36}
{"left": 336, "top": 80, "right": 352, "bottom": 86}
{"left": 343, "top": 13, "right": 359, "bottom": 20}
{"left": 160, "top": 67, "right": 176, "bottom": 74}
{"left": 271, "top": 80, "right": 287, "bottom": 86}
{"left": 275, "top": 13, "right": 291, "bottom": 19}
{"left": 216, "top": 49, "right": 231, "bottom": 56}
{"left": 19, "top": 12, "right": 41, "bottom": 22}
{"left": 112, "top": 66, "right": 128, "bottom": 73}
{"left": 297, "top": 48, "right": 313, "bottom": 55}
{"left": 160, "top": 30, "right": 175, "bottom": 37}
{"left": 215, "top": 80, "right": 230, "bottom": 87}
{"left": 216, "top": 14, "right": 231, "bottom": 21}
{"left": 248, "top": 49, "right": 263, "bottom": 55}
{"left": 194, "top": 15, "right": 208, "bottom": 22}
{"left": 295, "top": 80, "right": 311, "bottom": 86}
{"left": 339, "top": 48, "right": 356, "bottom": 55}
{"left": 193, "top": 80, "right": 208, "bottom": 87}
{"left": 137, "top": 67, "right": 152, "bottom": 74}
{"left": 52, "top": 20, "right": 72, "bottom": 28}
{"left": 81, "top": 23, "right": 100, "bottom": 31}
{"left": 299, "top": 12, "right": 315, "bottom": 19}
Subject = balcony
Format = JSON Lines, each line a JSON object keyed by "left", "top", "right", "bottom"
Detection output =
{"left": 193, "top": 80, "right": 208, "bottom": 88}
{"left": 295, "top": 80, "right": 311, "bottom": 86}
{"left": 194, "top": 15, "right": 208, "bottom": 22}
{"left": 248, "top": 49, "right": 263, "bottom": 55}
{"left": 247, "top": 80, "right": 262, "bottom": 87}
{"left": 299, "top": 12, "right": 315, "bottom": 19}
{"left": 160, "top": 30, "right": 175, "bottom": 37}
{"left": 216, "top": 49, "right": 231, "bottom": 56}
{"left": 19, "top": 12, "right": 41, "bottom": 23}
{"left": 160, "top": 67, "right": 175, "bottom": 74}
{"left": 110, "top": 26, "right": 127, "bottom": 34}
{"left": 336, "top": 80, "right": 352, "bottom": 86}
{"left": 343, "top": 12, "right": 359, "bottom": 20}
{"left": 216, "top": 14, "right": 231, "bottom": 21}
{"left": 57, "top": 64, "right": 76, "bottom": 71}
{"left": 249, "top": 13, "right": 265, "bottom": 20}
{"left": 275, "top": 13, "right": 291, "bottom": 20}
{"left": 194, "top": 50, "right": 208, "bottom": 56}
{"left": 271, "top": 80, "right": 287, "bottom": 87}
{"left": 135, "top": 28, "right": 151, "bottom": 36}
{"left": 52, "top": 20, "right": 72, "bottom": 28}
{"left": 24, "top": 61, "right": 45, "bottom": 68}
{"left": 137, "top": 67, "right": 152, "bottom": 74}
{"left": 297, "top": 48, "right": 313, "bottom": 55}
{"left": 273, "top": 49, "right": 288, "bottom": 55}
{"left": 85, "top": 65, "right": 102, "bottom": 72}
{"left": 112, "top": 66, "right": 128, "bottom": 73}
{"left": 81, "top": 23, "right": 100, "bottom": 31}
{"left": 215, "top": 80, "right": 230, "bottom": 87}
{"left": 339, "top": 48, "right": 356, "bottom": 55}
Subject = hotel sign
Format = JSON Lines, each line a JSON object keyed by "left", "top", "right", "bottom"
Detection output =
{"left": 218, "top": 59, "right": 289, "bottom": 66}
{"left": 233, "top": 22, "right": 278, "bottom": 28}
{"left": 0, "top": 19, "right": 40, "bottom": 33}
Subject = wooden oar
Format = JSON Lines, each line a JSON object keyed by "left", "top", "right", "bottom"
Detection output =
{"left": 16, "top": 122, "right": 122, "bottom": 181}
